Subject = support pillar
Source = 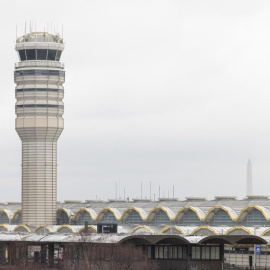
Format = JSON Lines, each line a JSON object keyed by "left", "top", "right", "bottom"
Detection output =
{"left": 48, "top": 244, "right": 54, "bottom": 268}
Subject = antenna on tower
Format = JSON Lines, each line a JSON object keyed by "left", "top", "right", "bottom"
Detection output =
{"left": 25, "top": 22, "right": 26, "bottom": 34}
{"left": 159, "top": 186, "right": 160, "bottom": 198}
{"left": 173, "top": 185, "right": 175, "bottom": 198}
{"left": 62, "top": 25, "right": 64, "bottom": 40}
{"left": 141, "top": 182, "right": 142, "bottom": 199}
{"left": 16, "top": 25, "right": 17, "bottom": 39}
{"left": 150, "top": 181, "right": 151, "bottom": 199}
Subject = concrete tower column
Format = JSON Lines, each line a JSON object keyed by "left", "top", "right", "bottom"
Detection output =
{"left": 14, "top": 32, "right": 65, "bottom": 225}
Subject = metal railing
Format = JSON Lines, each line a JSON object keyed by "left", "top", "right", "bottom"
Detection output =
{"left": 16, "top": 32, "right": 63, "bottom": 44}
{"left": 15, "top": 61, "right": 64, "bottom": 69}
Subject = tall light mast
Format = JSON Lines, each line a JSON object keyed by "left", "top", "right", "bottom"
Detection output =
{"left": 247, "top": 158, "right": 252, "bottom": 196}
{"left": 14, "top": 32, "right": 65, "bottom": 225}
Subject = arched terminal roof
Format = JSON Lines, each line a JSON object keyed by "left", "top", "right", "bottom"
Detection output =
{"left": 121, "top": 207, "right": 148, "bottom": 221}
{"left": 204, "top": 206, "right": 237, "bottom": 221}
{"left": 191, "top": 226, "right": 218, "bottom": 235}
{"left": 0, "top": 225, "right": 17, "bottom": 232}
{"left": 131, "top": 225, "right": 160, "bottom": 234}
{"left": 13, "top": 225, "right": 31, "bottom": 233}
{"left": 57, "top": 208, "right": 74, "bottom": 218}
{"left": 198, "top": 235, "right": 268, "bottom": 245}
{"left": 79, "top": 225, "right": 97, "bottom": 233}
{"left": 56, "top": 225, "right": 85, "bottom": 234}
{"left": 147, "top": 206, "right": 175, "bottom": 221}
{"left": 72, "top": 208, "right": 97, "bottom": 221}
{"left": 175, "top": 206, "right": 205, "bottom": 221}
{"left": 0, "top": 232, "right": 267, "bottom": 246}
{"left": 0, "top": 209, "right": 13, "bottom": 219}
{"left": 96, "top": 208, "right": 122, "bottom": 221}
{"left": 11, "top": 209, "right": 22, "bottom": 221}
{"left": 4, "top": 197, "right": 270, "bottom": 226}
{"left": 159, "top": 226, "right": 197, "bottom": 235}
{"left": 237, "top": 205, "right": 270, "bottom": 221}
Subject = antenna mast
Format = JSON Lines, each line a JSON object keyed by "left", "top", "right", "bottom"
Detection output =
{"left": 118, "top": 176, "right": 120, "bottom": 199}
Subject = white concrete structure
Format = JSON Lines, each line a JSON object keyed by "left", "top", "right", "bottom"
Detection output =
{"left": 14, "top": 32, "right": 65, "bottom": 225}
{"left": 247, "top": 158, "right": 252, "bottom": 196}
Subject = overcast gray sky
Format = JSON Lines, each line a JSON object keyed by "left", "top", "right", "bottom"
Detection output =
{"left": 1, "top": 0, "right": 270, "bottom": 202}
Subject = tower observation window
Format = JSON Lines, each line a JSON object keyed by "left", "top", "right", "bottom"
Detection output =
{"left": 16, "top": 88, "right": 64, "bottom": 93}
{"left": 48, "top": 50, "right": 57, "bottom": 60}
{"left": 37, "top": 49, "right": 48, "bottom": 60}
{"left": 14, "top": 70, "right": 65, "bottom": 77}
{"left": 55, "top": 51, "right": 62, "bottom": 61}
{"left": 16, "top": 104, "right": 64, "bottom": 109}
{"left": 18, "top": 50, "right": 62, "bottom": 61}
{"left": 26, "top": 49, "right": 36, "bottom": 60}
{"left": 19, "top": 50, "right": 26, "bottom": 61}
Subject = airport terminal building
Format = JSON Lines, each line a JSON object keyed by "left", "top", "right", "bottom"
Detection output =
{"left": 2, "top": 195, "right": 270, "bottom": 230}
{"left": 5, "top": 30, "right": 270, "bottom": 269}
{"left": 1, "top": 196, "right": 270, "bottom": 268}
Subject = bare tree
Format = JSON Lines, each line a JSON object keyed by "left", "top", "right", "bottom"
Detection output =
{"left": 0, "top": 232, "right": 157, "bottom": 270}
{"left": 5, "top": 236, "right": 29, "bottom": 270}
{"left": 62, "top": 242, "right": 157, "bottom": 270}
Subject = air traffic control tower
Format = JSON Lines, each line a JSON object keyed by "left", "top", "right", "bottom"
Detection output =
{"left": 14, "top": 32, "right": 65, "bottom": 225}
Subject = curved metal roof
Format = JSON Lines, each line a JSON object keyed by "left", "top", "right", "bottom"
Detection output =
{"left": 0, "top": 232, "right": 266, "bottom": 245}
{"left": 3, "top": 197, "right": 270, "bottom": 224}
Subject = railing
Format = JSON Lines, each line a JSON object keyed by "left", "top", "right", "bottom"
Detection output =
{"left": 15, "top": 61, "right": 64, "bottom": 69}
{"left": 16, "top": 32, "right": 63, "bottom": 44}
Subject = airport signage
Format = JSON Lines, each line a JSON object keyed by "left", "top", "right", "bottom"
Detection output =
{"left": 255, "top": 244, "right": 261, "bottom": 254}
{"left": 235, "top": 247, "right": 249, "bottom": 252}
{"left": 97, "top": 224, "right": 118, "bottom": 234}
